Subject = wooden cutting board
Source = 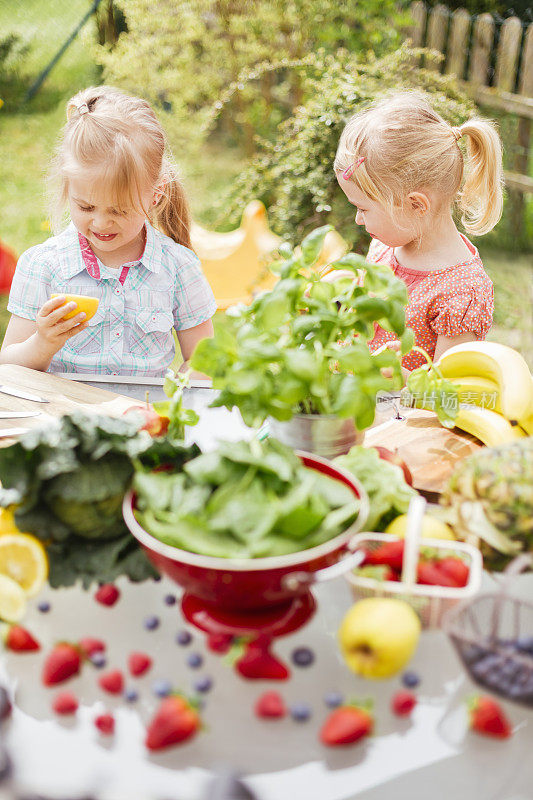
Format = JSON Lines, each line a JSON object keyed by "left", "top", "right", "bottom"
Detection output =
{"left": 0, "top": 364, "right": 481, "bottom": 494}
{"left": 365, "top": 407, "right": 481, "bottom": 496}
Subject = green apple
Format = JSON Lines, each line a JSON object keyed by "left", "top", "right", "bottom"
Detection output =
{"left": 338, "top": 597, "right": 421, "bottom": 679}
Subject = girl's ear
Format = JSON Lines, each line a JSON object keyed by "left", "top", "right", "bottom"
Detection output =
{"left": 407, "top": 191, "right": 431, "bottom": 215}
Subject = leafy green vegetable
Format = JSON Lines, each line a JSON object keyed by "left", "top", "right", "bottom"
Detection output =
{"left": 133, "top": 438, "right": 360, "bottom": 559}
{"left": 191, "top": 225, "right": 408, "bottom": 429}
{"left": 153, "top": 369, "right": 200, "bottom": 439}
{"left": 334, "top": 445, "right": 417, "bottom": 532}
{"left": 0, "top": 412, "right": 198, "bottom": 587}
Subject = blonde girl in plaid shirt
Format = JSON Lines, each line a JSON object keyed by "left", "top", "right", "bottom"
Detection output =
{"left": 1, "top": 87, "right": 216, "bottom": 377}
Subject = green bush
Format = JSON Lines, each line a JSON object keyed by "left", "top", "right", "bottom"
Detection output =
{"left": 218, "top": 46, "right": 474, "bottom": 249}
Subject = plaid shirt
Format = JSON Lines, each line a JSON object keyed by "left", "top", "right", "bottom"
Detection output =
{"left": 8, "top": 221, "right": 217, "bottom": 377}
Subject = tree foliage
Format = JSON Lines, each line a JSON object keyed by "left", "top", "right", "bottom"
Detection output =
{"left": 98, "top": 0, "right": 412, "bottom": 152}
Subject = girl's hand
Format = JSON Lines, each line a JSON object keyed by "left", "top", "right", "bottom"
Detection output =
{"left": 36, "top": 296, "right": 88, "bottom": 353}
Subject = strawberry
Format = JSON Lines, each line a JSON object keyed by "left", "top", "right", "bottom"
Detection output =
{"left": 95, "top": 584, "right": 120, "bottom": 607}
{"left": 435, "top": 556, "right": 469, "bottom": 588}
{"left": 128, "top": 652, "right": 152, "bottom": 677}
{"left": 320, "top": 702, "right": 373, "bottom": 746}
{"left": 391, "top": 690, "right": 416, "bottom": 716}
{"left": 52, "top": 691, "right": 78, "bottom": 715}
{"left": 42, "top": 643, "right": 81, "bottom": 686}
{"left": 363, "top": 541, "right": 404, "bottom": 571}
{"left": 3, "top": 624, "right": 40, "bottom": 652}
{"left": 417, "top": 561, "right": 457, "bottom": 587}
{"left": 235, "top": 636, "right": 290, "bottom": 681}
{"left": 145, "top": 695, "right": 201, "bottom": 750}
{"left": 79, "top": 637, "right": 106, "bottom": 658}
{"left": 254, "top": 691, "right": 287, "bottom": 719}
{"left": 95, "top": 713, "right": 115, "bottom": 735}
{"left": 468, "top": 695, "right": 512, "bottom": 739}
{"left": 98, "top": 669, "right": 124, "bottom": 695}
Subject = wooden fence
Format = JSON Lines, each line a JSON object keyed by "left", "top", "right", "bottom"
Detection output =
{"left": 408, "top": 2, "right": 533, "bottom": 238}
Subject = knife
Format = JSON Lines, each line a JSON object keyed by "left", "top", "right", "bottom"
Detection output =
{"left": 0, "top": 428, "right": 30, "bottom": 438}
{"left": 0, "top": 386, "right": 49, "bottom": 403}
{"left": 0, "top": 411, "right": 41, "bottom": 419}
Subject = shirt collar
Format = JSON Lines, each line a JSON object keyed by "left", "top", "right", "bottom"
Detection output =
{"left": 57, "top": 220, "right": 163, "bottom": 279}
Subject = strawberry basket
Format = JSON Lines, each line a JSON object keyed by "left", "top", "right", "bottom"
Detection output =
{"left": 345, "top": 496, "right": 483, "bottom": 629}
{"left": 443, "top": 554, "right": 533, "bottom": 707}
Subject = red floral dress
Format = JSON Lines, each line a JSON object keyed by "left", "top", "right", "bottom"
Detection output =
{"left": 366, "top": 235, "right": 494, "bottom": 370}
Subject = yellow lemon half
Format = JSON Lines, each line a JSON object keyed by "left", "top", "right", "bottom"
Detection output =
{"left": 51, "top": 293, "right": 99, "bottom": 322}
{"left": 0, "top": 534, "right": 48, "bottom": 597}
{"left": 0, "top": 574, "right": 27, "bottom": 623}
{"left": 385, "top": 513, "right": 456, "bottom": 541}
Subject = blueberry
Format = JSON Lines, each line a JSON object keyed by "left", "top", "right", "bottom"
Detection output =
{"left": 124, "top": 688, "right": 139, "bottom": 702}
{"left": 186, "top": 652, "right": 203, "bottom": 669}
{"left": 291, "top": 647, "right": 315, "bottom": 668}
{"left": 37, "top": 600, "right": 50, "bottom": 613}
{"left": 462, "top": 644, "right": 487, "bottom": 665}
{"left": 402, "top": 671, "right": 420, "bottom": 688}
{"left": 516, "top": 637, "right": 533, "bottom": 655}
{"left": 144, "top": 615, "right": 160, "bottom": 631}
{"left": 164, "top": 594, "right": 177, "bottom": 606}
{"left": 324, "top": 691, "right": 343, "bottom": 709}
{"left": 90, "top": 652, "right": 107, "bottom": 669}
{"left": 152, "top": 679, "right": 172, "bottom": 698}
{"left": 290, "top": 703, "right": 311, "bottom": 722}
{"left": 176, "top": 630, "right": 192, "bottom": 646}
{"left": 153, "top": 574, "right": 162, "bottom": 582}
{"left": 193, "top": 675, "right": 213, "bottom": 694}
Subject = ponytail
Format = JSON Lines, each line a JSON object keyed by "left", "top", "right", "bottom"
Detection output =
{"left": 456, "top": 118, "right": 504, "bottom": 236}
{"left": 151, "top": 159, "right": 192, "bottom": 249}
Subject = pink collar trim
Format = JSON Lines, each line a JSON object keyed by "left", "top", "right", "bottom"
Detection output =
{"left": 78, "top": 228, "right": 147, "bottom": 286}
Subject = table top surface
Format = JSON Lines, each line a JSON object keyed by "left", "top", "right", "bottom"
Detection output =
{"left": 0, "top": 366, "right": 527, "bottom": 800}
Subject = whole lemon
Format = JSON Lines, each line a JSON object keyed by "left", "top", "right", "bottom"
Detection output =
{"left": 338, "top": 598, "right": 421, "bottom": 679}
{"left": 385, "top": 513, "right": 455, "bottom": 541}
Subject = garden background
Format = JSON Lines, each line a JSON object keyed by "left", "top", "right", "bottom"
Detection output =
{"left": 0, "top": 0, "right": 531, "bottom": 365}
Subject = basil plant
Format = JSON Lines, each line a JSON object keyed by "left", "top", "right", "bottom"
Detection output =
{"left": 192, "top": 225, "right": 414, "bottom": 430}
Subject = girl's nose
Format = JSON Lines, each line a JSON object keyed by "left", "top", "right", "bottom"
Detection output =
{"left": 92, "top": 211, "right": 112, "bottom": 230}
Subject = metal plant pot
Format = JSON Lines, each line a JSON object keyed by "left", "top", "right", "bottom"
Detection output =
{"left": 268, "top": 413, "right": 364, "bottom": 459}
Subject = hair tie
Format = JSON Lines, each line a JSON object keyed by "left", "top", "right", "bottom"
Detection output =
{"left": 77, "top": 102, "right": 90, "bottom": 116}
{"left": 451, "top": 126, "right": 462, "bottom": 142}
{"left": 342, "top": 156, "right": 365, "bottom": 180}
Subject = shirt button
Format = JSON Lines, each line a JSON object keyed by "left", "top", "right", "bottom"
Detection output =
{"left": 115, "top": 287, "right": 121, "bottom": 295}
{"left": 115, "top": 331, "right": 121, "bottom": 338}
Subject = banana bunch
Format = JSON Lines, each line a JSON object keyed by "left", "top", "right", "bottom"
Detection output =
{"left": 435, "top": 342, "right": 533, "bottom": 446}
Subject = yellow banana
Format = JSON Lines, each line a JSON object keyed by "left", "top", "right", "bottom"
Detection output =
{"left": 436, "top": 342, "right": 533, "bottom": 421}
{"left": 453, "top": 405, "right": 526, "bottom": 447}
{"left": 448, "top": 375, "right": 501, "bottom": 413}
{"left": 517, "top": 375, "right": 533, "bottom": 435}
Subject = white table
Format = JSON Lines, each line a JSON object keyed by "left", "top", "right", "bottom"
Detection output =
{"left": 1, "top": 377, "right": 532, "bottom": 800}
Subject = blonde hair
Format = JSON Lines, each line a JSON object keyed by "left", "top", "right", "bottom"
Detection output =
{"left": 50, "top": 86, "right": 191, "bottom": 247}
{"left": 334, "top": 91, "right": 504, "bottom": 236}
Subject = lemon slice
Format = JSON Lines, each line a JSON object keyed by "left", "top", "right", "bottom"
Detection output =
{"left": 0, "top": 534, "right": 48, "bottom": 597}
{"left": 0, "top": 574, "right": 27, "bottom": 622}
